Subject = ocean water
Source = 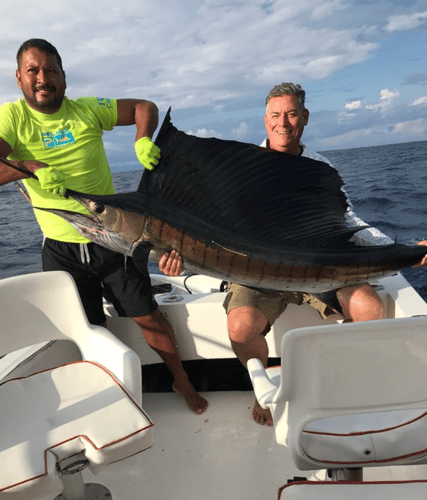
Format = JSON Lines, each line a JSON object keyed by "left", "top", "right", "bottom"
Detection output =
{"left": 1, "top": 140, "right": 426, "bottom": 300}
{"left": 323, "top": 140, "right": 427, "bottom": 300}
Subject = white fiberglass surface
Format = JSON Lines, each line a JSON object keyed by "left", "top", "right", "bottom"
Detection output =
{"left": 82, "top": 391, "right": 306, "bottom": 499}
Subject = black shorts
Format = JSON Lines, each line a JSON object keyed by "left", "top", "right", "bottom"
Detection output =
{"left": 42, "top": 238, "right": 158, "bottom": 325}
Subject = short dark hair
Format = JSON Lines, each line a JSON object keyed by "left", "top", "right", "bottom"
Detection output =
{"left": 265, "top": 83, "right": 306, "bottom": 113}
{"left": 16, "top": 39, "right": 63, "bottom": 71}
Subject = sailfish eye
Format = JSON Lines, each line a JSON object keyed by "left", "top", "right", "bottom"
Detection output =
{"left": 94, "top": 203, "right": 105, "bottom": 214}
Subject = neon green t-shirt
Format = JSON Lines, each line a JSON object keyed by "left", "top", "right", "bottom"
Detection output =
{"left": 0, "top": 97, "right": 118, "bottom": 242}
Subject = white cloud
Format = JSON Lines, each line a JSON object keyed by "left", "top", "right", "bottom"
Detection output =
{"left": 311, "top": 85, "right": 427, "bottom": 151}
{"left": 338, "top": 112, "right": 357, "bottom": 123}
{"left": 186, "top": 128, "right": 221, "bottom": 138}
{"left": 232, "top": 122, "right": 249, "bottom": 140}
{"left": 311, "top": 0, "right": 346, "bottom": 20}
{"left": 318, "top": 117, "right": 427, "bottom": 150}
{"left": 0, "top": 0, "right": 380, "bottom": 112}
{"left": 380, "top": 89, "right": 400, "bottom": 101}
{"left": 318, "top": 125, "right": 388, "bottom": 149}
{"left": 386, "top": 11, "right": 427, "bottom": 32}
{"left": 393, "top": 118, "right": 427, "bottom": 136}
{"left": 363, "top": 88, "right": 400, "bottom": 113}
{"left": 340, "top": 89, "right": 400, "bottom": 117}
{"left": 103, "top": 140, "right": 128, "bottom": 153}
{"left": 411, "top": 96, "right": 427, "bottom": 106}
{"left": 345, "top": 100, "right": 362, "bottom": 110}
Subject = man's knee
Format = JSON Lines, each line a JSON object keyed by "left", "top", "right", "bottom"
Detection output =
{"left": 227, "top": 306, "right": 269, "bottom": 344}
{"left": 337, "top": 284, "right": 384, "bottom": 322}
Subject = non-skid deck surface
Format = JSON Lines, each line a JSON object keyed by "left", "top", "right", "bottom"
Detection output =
{"left": 83, "top": 391, "right": 427, "bottom": 499}
{"left": 82, "top": 391, "right": 304, "bottom": 499}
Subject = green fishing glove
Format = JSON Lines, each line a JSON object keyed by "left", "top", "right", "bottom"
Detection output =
{"left": 135, "top": 137, "right": 161, "bottom": 170}
{"left": 34, "top": 167, "right": 67, "bottom": 197}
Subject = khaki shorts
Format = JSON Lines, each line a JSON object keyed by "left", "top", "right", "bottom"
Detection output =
{"left": 223, "top": 283, "right": 332, "bottom": 329}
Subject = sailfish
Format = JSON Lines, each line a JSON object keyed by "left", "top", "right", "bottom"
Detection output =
{"left": 36, "top": 109, "right": 426, "bottom": 292}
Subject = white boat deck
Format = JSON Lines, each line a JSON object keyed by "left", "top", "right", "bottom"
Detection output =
{"left": 82, "top": 390, "right": 427, "bottom": 499}
{"left": 82, "top": 391, "right": 305, "bottom": 499}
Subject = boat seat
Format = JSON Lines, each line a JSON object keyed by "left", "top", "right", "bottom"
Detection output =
{"left": 0, "top": 271, "right": 153, "bottom": 499}
{"left": 247, "top": 317, "right": 427, "bottom": 471}
{"left": 278, "top": 480, "right": 427, "bottom": 499}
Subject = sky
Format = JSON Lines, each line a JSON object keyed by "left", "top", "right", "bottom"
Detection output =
{"left": 1, "top": 0, "right": 427, "bottom": 171}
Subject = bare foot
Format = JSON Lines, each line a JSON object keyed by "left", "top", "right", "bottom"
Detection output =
{"left": 252, "top": 399, "right": 273, "bottom": 426}
{"left": 172, "top": 379, "right": 209, "bottom": 415}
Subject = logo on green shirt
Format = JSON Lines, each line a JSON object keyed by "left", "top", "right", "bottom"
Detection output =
{"left": 96, "top": 98, "right": 113, "bottom": 108}
{"left": 42, "top": 129, "right": 75, "bottom": 149}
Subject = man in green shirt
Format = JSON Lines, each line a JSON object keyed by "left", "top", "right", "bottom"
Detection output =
{"left": 0, "top": 38, "right": 208, "bottom": 415}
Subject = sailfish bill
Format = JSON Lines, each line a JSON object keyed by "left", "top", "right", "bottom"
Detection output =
{"left": 36, "top": 109, "right": 427, "bottom": 292}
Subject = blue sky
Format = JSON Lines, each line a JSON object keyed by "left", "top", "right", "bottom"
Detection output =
{"left": 1, "top": 0, "right": 427, "bottom": 171}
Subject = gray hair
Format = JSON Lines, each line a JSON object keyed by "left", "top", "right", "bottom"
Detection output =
{"left": 265, "top": 83, "right": 306, "bottom": 113}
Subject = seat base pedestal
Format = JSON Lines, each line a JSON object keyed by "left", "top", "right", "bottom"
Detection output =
{"left": 54, "top": 483, "right": 112, "bottom": 500}
{"left": 328, "top": 467, "right": 363, "bottom": 482}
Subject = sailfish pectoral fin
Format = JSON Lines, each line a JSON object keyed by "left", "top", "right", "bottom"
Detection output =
{"left": 131, "top": 241, "right": 154, "bottom": 276}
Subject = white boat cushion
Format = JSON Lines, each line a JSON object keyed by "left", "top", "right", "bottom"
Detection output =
{"left": 0, "top": 361, "right": 153, "bottom": 496}
{"left": 278, "top": 480, "right": 427, "bottom": 500}
{"left": 301, "top": 409, "right": 427, "bottom": 464}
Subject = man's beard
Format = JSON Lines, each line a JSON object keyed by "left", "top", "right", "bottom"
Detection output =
{"left": 23, "top": 86, "right": 65, "bottom": 113}
{"left": 36, "top": 95, "right": 64, "bottom": 111}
